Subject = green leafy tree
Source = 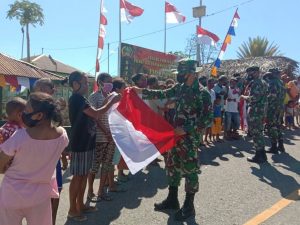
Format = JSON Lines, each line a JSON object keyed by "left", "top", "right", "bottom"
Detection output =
{"left": 237, "top": 36, "right": 282, "bottom": 59}
{"left": 7, "top": 0, "right": 44, "bottom": 62}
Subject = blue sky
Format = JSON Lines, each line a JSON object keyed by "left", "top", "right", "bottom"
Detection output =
{"left": 1, "top": 0, "right": 300, "bottom": 76}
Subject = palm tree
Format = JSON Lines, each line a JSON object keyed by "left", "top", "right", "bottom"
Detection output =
{"left": 237, "top": 36, "right": 282, "bottom": 59}
{"left": 7, "top": 0, "right": 44, "bottom": 63}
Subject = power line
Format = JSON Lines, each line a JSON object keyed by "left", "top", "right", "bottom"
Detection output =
{"left": 43, "top": 0, "right": 256, "bottom": 52}
{"left": 86, "top": 46, "right": 119, "bottom": 73}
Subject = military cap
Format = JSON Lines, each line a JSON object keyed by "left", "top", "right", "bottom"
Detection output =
{"left": 230, "top": 77, "right": 238, "bottom": 82}
{"left": 218, "top": 75, "right": 227, "bottom": 81}
{"left": 246, "top": 66, "right": 260, "bottom": 73}
{"left": 268, "top": 68, "right": 281, "bottom": 74}
{"left": 232, "top": 73, "right": 241, "bottom": 77}
{"left": 177, "top": 59, "right": 197, "bottom": 75}
{"left": 263, "top": 72, "right": 272, "bottom": 80}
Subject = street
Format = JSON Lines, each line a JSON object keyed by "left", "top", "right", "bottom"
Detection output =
{"left": 1, "top": 129, "right": 299, "bottom": 225}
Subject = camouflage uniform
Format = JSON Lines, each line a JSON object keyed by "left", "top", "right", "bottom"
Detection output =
{"left": 265, "top": 76, "right": 286, "bottom": 144}
{"left": 143, "top": 77, "right": 212, "bottom": 193}
{"left": 247, "top": 78, "right": 268, "bottom": 151}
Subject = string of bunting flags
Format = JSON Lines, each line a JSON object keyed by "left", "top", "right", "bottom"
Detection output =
{"left": 0, "top": 75, "right": 37, "bottom": 92}
{"left": 211, "top": 9, "right": 240, "bottom": 77}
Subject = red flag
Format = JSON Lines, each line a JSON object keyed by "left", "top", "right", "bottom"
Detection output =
{"left": 98, "top": 36, "right": 104, "bottom": 49}
{"left": 197, "top": 26, "right": 220, "bottom": 46}
{"left": 96, "top": 59, "right": 100, "bottom": 73}
{"left": 100, "top": 14, "right": 108, "bottom": 25}
{"left": 165, "top": 1, "right": 186, "bottom": 24}
{"left": 120, "top": 0, "right": 144, "bottom": 23}
{"left": 234, "top": 11, "right": 240, "bottom": 19}
{"left": 94, "top": 0, "right": 107, "bottom": 92}
{"left": 108, "top": 89, "right": 179, "bottom": 174}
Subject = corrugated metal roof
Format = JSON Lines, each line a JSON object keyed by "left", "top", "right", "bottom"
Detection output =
{"left": 0, "top": 53, "right": 63, "bottom": 80}
{"left": 29, "top": 54, "right": 80, "bottom": 75}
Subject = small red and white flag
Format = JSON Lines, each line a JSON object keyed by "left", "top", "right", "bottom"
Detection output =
{"left": 108, "top": 89, "right": 179, "bottom": 174}
{"left": 165, "top": 1, "right": 186, "bottom": 24}
{"left": 120, "top": 0, "right": 144, "bottom": 23}
{"left": 94, "top": 0, "right": 108, "bottom": 92}
{"left": 197, "top": 26, "right": 220, "bottom": 46}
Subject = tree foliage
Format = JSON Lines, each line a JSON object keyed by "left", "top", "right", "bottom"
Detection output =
{"left": 7, "top": 0, "right": 44, "bottom": 62}
{"left": 237, "top": 36, "right": 282, "bottom": 59}
{"left": 184, "top": 34, "right": 220, "bottom": 65}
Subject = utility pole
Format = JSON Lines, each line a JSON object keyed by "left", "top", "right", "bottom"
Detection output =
{"left": 196, "top": 0, "right": 202, "bottom": 65}
{"left": 193, "top": 1, "right": 206, "bottom": 66}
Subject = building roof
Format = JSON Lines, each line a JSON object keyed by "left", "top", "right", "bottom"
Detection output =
{"left": 28, "top": 54, "right": 80, "bottom": 75}
{"left": 198, "top": 56, "right": 299, "bottom": 77}
{"left": 0, "top": 53, "right": 63, "bottom": 80}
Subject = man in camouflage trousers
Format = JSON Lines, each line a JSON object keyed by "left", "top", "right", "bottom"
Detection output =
{"left": 241, "top": 66, "right": 268, "bottom": 163}
{"left": 134, "top": 59, "right": 212, "bottom": 221}
{"left": 265, "top": 68, "right": 286, "bottom": 154}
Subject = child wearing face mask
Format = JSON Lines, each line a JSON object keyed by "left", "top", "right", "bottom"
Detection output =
{"left": 87, "top": 73, "right": 125, "bottom": 203}
{"left": 0, "top": 92, "right": 69, "bottom": 225}
{"left": 0, "top": 98, "right": 26, "bottom": 144}
{"left": 67, "top": 71, "right": 121, "bottom": 221}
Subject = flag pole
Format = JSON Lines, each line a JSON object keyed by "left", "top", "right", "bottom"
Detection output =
{"left": 108, "top": 42, "right": 110, "bottom": 73}
{"left": 95, "top": 0, "right": 103, "bottom": 79}
{"left": 164, "top": 2, "right": 166, "bottom": 54}
{"left": 196, "top": 0, "right": 203, "bottom": 65}
{"left": 211, "top": 8, "right": 238, "bottom": 77}
{"left": 215, "top": 8, "right": 238, "bottom": 61}
{"left": 118, "top": 0, "right": 122, "bottom": 76}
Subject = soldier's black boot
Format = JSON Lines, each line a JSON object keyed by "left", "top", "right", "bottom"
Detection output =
{"left": 278, "top": 140, "right": 286, "bottom": 153}
{"left": 266, "top": 142, "right": 279, "bottom": 154}
{"left": 174, "top": 193, "right": 195, "bottom": 221}
{"left": 247, "top": 150, "right": 268, "bottom": 164}
{"left": 154, "top": 186, "right": 179, "bottom": 211}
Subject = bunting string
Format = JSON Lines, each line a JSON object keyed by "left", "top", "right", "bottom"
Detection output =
{"left": 211, "top": 9, "right": 240, "bottom": 77}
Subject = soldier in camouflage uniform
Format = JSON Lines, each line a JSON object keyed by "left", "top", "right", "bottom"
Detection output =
{"left": 241, "top": 66, "right": 268, "bottom": 163}
{"left": 134, "top": 59, "right": 212, "bottom": 221}
{"left": 265, "top": 68, "right": 286, "bottom": 153}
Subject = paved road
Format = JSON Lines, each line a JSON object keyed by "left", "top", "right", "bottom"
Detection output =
{"left": 1, "top": 129, "right": 300, "bottom": 225}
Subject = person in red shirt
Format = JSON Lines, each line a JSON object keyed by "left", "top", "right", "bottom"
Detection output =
{"left": 0, "top": 97, "right": 26, "bottom": 144}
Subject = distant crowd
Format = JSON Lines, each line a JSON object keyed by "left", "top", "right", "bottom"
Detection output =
{"left": 0, "top": 66, "right": 299, "bottom": 224}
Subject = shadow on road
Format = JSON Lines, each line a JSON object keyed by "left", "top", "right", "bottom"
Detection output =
{"left": 150, "top": 208, "right": 199, "bottom": 225}
{"left": 199, "top": 128, "right": 300, "bottom": 168}
{"left": 64, "top": 165, "right": 167, "bottom": 225}
{"left": 250, "top": 160, "right": 300, "bottom": 199}
{"left": 199, "top": 138, "right": 250, "bottom": 167}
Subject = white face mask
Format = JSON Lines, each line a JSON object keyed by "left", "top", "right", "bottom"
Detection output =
{"left": 102, "top": 82, "right": 113, "bottom": 93}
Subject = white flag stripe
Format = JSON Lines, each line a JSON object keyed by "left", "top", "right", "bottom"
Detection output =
{"left": 99, "top": 24, "right": 106, "bottom": 37}
{"left": 218, "top": 51, "right": 225, "bottom": 60}
{"left": 166, "top": 12, "right": 185, "bottom": 24}
{"left": 232, "top": 18, "right": 239, "bottom": 27}
{"left": 121, "top": 8, "right": 131, "bottom": 23}
{"left": 197, "top": 35, "right": 217, "bottom": 46}
{"left": 109, "top": 107, "right": 161, "bottom": 174}
{"left": 17, "top": 77, "right": 30, "bottom": 89}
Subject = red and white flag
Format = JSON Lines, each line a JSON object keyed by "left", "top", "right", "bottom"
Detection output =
{"left": 197, "top": 26, "right": 220, "bottom": 46}
{"left": 94, "top": 0, "right": 108, "bottom": 91}
{"left": 108, "top": 89, "right": 179, "bottom": 174}
{"left": 120, "top": 0, "right": 144, "bottom": 23}
{"left": 165, "top": 1, "right": 186, "bottom": 24}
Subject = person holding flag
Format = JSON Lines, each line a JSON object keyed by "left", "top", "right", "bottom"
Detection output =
{"left": 133, "top": 59, "right": 212, "bottom": 221}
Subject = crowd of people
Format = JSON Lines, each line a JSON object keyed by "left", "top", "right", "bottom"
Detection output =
{"left": 0, "top": 59, "right": 299, "bottom": 225}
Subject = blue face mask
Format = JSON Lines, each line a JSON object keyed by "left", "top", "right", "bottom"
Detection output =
{"left": 22, "top": 111, "right": 41, "bottom": 127}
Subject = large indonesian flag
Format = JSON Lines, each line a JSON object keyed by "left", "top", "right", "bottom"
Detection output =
{"left": 165, "top": 1, "right": 186, "bottom": 24}
{"left": 108, "top": 89, "right": 179, "bottom": 174}
{"left": 197, "top": 26, "right": 220, "bottom": 46}
{"left": 120, "top": 0, "right": 144, "bottom": 23}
